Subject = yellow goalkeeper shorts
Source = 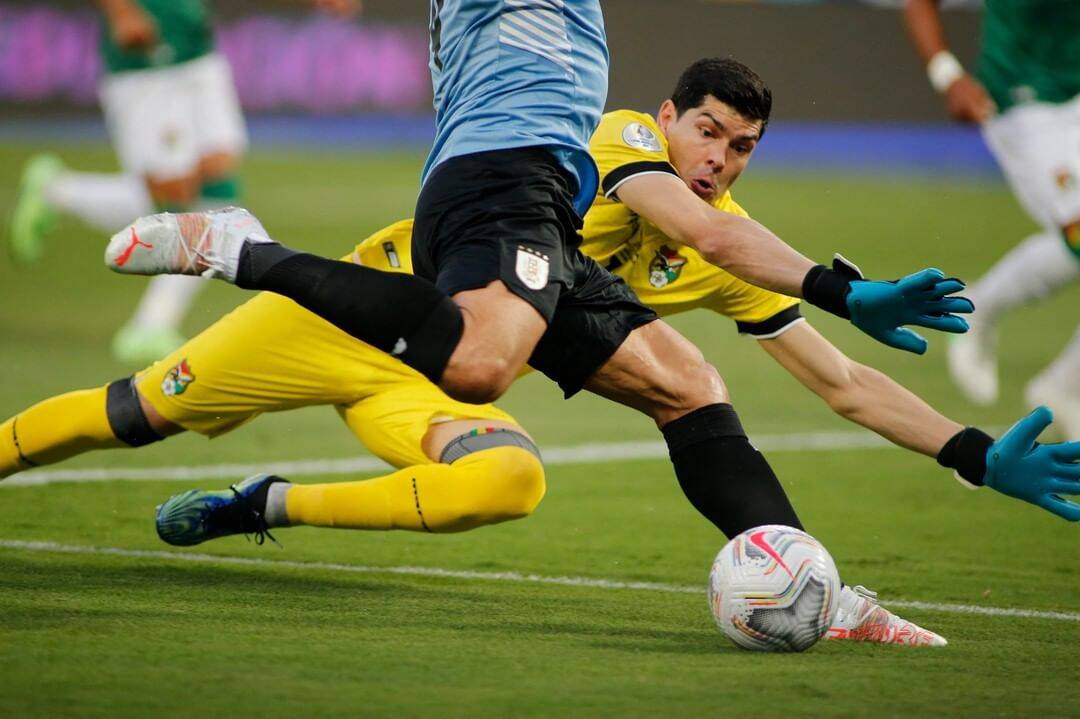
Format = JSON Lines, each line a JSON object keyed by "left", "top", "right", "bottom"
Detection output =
{"left": 135, "top": 290, "right": 516, "bottom": 469}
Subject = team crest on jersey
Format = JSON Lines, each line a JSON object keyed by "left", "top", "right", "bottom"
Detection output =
{"left": 515, "top": 246, "right": 550, "bottom": 291}
{"left": 622, "top": 122, "right": 663, "bottom": 152}
{"left": 161, "top": 359, "right": 195, "bottom": 397}
{"left": 649, "top": 245, "right": 688, "bottom": 288}
{"left": 1055, "top": 168, "right": 1076, "bottom": 192}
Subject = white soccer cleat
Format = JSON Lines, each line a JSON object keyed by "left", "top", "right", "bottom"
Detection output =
{"left": 105, "top": 208, "right": 271, "bottom": 283}
{"left": 1026, "top": 375, "right": 1080, "bottom": 441}
{"left": 946, "top": 323, "right": 998, "bottom": 406}
{"left": 826, "top": 585, "right": 947, "bottom": 647}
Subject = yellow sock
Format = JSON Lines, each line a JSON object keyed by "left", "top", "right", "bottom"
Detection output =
{"left": 285, "top": 446, "right": 545, "bottom": 533}
{"left": 0, "top": 386, "right": 123, "bottom": 479}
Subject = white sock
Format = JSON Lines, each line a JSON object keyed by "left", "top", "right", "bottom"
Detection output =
{"left": 264, "top": 482, "right": 293, "bottom": 528}
{"left": 43, "top": 170, "right": 152, "bottom": 234}
{"left": 968, "top": 231, "right": 1080, "bottom": 327}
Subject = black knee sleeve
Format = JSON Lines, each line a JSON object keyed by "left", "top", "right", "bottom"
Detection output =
{"left": 106, "top": 378, "right": 164, "bottom": 447}
{"left": 237, "top": 246, "right": 464, "bottom": 383}
{"left": 661, "top": 403, "right": 803, "bottom": 538}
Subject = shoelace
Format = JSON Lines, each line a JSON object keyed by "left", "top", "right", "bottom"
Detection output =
{"left": 173, "top": 213, "right": 229, "bottom": 278}
{"left": 228, "top": 484, "right": 282, "bottom": 548}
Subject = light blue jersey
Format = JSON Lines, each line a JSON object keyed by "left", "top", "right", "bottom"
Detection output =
{"left": 423, "top": 0, "right": 609, "bottom": 216}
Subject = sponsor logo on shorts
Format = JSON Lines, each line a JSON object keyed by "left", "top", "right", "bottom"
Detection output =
{"left": 515, "top": 246, "right": 550, "bottom": 291}
{"left": 1055, "top": 168, "right": 1077, "bottom": 192}
{"left": 622, "top": 122, "right": 663, "bottom": 152}
{"left": 648, "top": 245, "right": 688, "bottom": 288}
{"left": 161, "top": 359, "right": 195, "bottom": 397}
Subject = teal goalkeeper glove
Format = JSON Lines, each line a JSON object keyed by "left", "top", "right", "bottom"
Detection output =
{"left": 938, "top": 409, "right": 1080, "bottom": 521}
{"left": 984, "top": 407, "right": 1080, "bottom": 521}
{"left": 802, "top": 257, "right": 974, "bottom": 354}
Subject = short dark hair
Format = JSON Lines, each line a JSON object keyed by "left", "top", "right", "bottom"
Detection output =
{"left": 671, "top": 57, "right": 772, "bottom": 135}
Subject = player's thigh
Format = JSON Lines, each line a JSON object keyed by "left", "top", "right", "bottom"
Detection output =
{"left": 135, "top": 291, "right": 412, "bottom": 436}
{"left": 337, "top": 382, "right": 521, "bottom": 469}
{"left": 584, "top": 320, "right": 729, "bottom": 426}
{"left": 186, "top": 53, "right": 249, "bottom": 163}
{"left": 443, "top": 281, "right": 548, "bottom": 399}
{"left": 99, "top": 65, "right": 201, "bottom": 182}
{"left": 983, "top": 102, "right": 1080, "bottom": 229}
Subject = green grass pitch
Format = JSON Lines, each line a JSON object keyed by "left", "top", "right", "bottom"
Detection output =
{"left": 0, "top": 143, "right": 1077, "bottom": 718}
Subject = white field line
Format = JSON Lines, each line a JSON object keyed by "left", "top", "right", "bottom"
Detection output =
{"left": 1, "top": 539, "right": 1077, "bottom": 624}
{"left": 3, "top": 430, "right": 898, "bottom": 487}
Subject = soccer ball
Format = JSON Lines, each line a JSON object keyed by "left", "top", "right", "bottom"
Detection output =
{"left": 708, "top": 524, "right": 841, "bottom": 652}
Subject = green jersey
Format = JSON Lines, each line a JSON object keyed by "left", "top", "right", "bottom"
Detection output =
{"left": 101, "top": 0, "right": 214, "bottom": 74}
{"left": 976, "top": 0, "right": 1080, "bottom": 111}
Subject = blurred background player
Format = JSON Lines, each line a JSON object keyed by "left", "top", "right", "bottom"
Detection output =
{"left": 904, "top": 0, "right": 1080, "bottom": 437}
{"left": 8, "top": 0, "right": 359, "bottom": 366}
{"left": 10, "top": 0, "right": 244, "bottom": 365}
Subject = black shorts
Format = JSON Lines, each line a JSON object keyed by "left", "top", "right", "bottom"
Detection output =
{"left": 412, "top": 147, "right": 657, "bottom": 396}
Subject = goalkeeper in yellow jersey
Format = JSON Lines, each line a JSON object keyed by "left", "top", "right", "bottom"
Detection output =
{"left": 5, "top": 58, "right": 1079, "bottom": 646}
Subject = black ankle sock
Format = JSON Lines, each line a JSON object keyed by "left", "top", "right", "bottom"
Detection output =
{"left": 235, "top": 243, "right": 464, "bottom": 383}
{"left": 661, "top": 403, "right": 804, "bottom": 538}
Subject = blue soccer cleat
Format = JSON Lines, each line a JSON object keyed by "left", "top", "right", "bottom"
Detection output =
{"left": 156, "top": 473, "right": 287, "bottom": 546}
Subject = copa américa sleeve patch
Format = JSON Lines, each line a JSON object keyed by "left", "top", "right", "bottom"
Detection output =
{"left": 622, "top": 122, "right": 664, "bottom": 152}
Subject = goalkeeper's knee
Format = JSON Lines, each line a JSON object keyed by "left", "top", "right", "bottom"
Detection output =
{"left": 444, "top": 446, "right": 546, "bottom": 528}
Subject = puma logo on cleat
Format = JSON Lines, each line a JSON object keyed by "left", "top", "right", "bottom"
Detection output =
{"left": 391, "top": 338, "right": 408, "bottom": 356}
{"left": 114, "top": 227, "right": 154, "bottom": 267}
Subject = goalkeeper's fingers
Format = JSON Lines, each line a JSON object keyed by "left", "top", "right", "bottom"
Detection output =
{"left": 877, "top": 326, "right": 928, "bottom": 355}
{"left": 997, "top": 406, "right": 1054, "bottom": 457}
{"left": 1037, "top": 493, "right": 1080, "bottom": 522}
{"left": 925, "top": 296, "right": 975, "bottom": 315}
{"left": 913, "top": 313, "right": 969, "bottom": 334}
{"left": 895, "top": 267, "right": 945, "bottom": 292}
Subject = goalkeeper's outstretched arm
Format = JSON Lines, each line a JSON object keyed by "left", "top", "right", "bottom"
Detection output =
{"left": 758, "top": 320, "right": 1080, "bottom": 520}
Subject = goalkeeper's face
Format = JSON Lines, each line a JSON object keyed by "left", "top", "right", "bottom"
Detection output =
{"left": 657, "top": 96, "right": 762, "bottom": 203}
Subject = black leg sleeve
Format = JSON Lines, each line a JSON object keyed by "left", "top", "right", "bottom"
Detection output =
{"left": 661, "top": 403, "right": 804, "bottom": 539}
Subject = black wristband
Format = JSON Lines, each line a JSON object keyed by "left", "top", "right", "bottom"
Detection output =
{"left": 802, "top": 265, "right": 852, "bottom": 319}
{"left": 936, "top": 427, "right": 995, "bottom": 487}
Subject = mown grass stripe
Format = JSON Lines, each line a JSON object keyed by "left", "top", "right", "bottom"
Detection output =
{"left": 1, "top": 538, "right": 1076, "bottom": 623}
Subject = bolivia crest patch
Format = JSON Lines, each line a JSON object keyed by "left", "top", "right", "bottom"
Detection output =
{"left": 649, "top": 245, "right": 688, "bottom": 288}
{"left": 161, "top": 358, "right": 195, "bottom": 397}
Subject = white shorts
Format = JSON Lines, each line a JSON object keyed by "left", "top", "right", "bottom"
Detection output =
{"left": 983, "top": 94, "right": 1080, "bottom": 230}
{"left": 99, "top": 53, "right": 248, "bottom": 181}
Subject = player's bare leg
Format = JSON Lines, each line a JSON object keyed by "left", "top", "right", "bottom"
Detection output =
{"left": 584, "top": 319, "right": 801, "bottom": 538}
{"left": 438, "top": 282, "right": 548, "bottom": 403}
